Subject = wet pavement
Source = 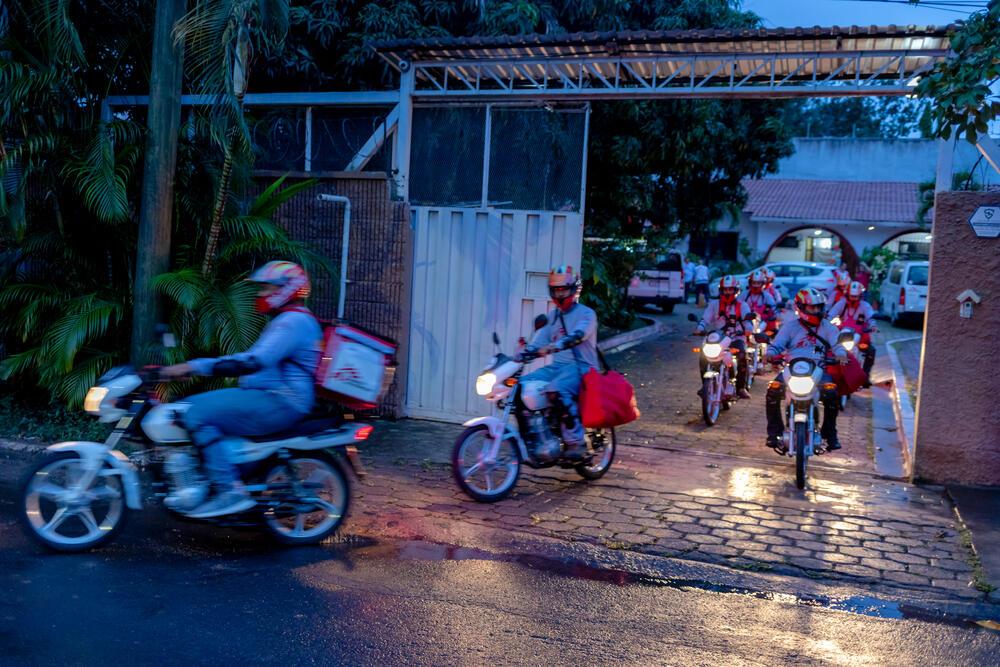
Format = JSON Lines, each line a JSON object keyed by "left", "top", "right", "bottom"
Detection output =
{"left": 1, "top": 492, "right": 999, "bottom": 666}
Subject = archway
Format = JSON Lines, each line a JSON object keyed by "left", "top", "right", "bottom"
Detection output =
{"left": 882, "top": 229, "right": 933, "bottom": 261}
{"left": 764, "top": 226, "right": 860, "bottom": 275}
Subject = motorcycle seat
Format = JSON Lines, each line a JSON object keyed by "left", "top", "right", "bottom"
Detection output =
{"left": 245, "top": 415, "right": 346, "bottom": 442}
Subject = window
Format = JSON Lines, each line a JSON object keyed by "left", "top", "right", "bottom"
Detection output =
{"left": 889, "top": 265, "right": 903, "bottom": 284}
{"left": 657, "top": 253, "right": 683, "bottom": 271}
{"left": 907, "top": 265, "right": 929, "bottom": 286}
{"left": 769, "top": 264, "right": 789, "bottom": 277}
{"left": 784, "top": 266, "right": 811, "bottom": 278}
{"left": 776, "top": 235, "right": 799, "bottom": 249}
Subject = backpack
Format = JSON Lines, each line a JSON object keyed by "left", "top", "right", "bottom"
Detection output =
{"left": 281, "top": 306, "right": 397, "bottom": 409}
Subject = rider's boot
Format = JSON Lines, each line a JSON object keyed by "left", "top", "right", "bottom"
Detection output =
{"left": 736, "top": 359, "right": 751, "bottom": 399}
{"left": 820, "top": 385, "right": 842, "bottom": 451}
{"left": 765, "top": 382, "right": 787, "bottom": 453}
{"left": 551, "top": 393, "right": 587, "bottom": 461}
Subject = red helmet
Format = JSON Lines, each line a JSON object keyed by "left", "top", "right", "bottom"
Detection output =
{"left": 718, "top": 275, "right": 740, "bottom": 305}
{"left": 248, "top": 261, "right": 311, "bottom": 313}
{"left": 764, "top": 267, "right": 776, "bottom": 284}
{"left": 794, "top": 287, "right": 826, "bottom": 327}
{"left": 748, "top": 269, "right": 767, "bottom": 293}
{"left": 548, "top": 265, "right": 580, "bottom": 309}
{"left": 847, "top": 281, "right": 865, "bottom": 302}
{"left": 834, "top": 269, "right": 851, "bottom": 290}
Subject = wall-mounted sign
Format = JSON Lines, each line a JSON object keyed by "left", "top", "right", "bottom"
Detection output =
{"left": 969, "top": 206, "right": 1000, "bottom": 238}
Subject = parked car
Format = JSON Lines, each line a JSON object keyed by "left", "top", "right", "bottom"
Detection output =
{"left": 626, "top": 252, "right": 684, "bottom": 314}
{"left": 878, "top": 260, "right": 929, "bottom": 325}
{"left": 710, "top": 262, "right": 836, "bottom": 301}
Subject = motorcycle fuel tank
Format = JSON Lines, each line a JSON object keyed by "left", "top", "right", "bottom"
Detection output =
{"left": 142, "top": 403, "right": 192, "bottom": 443}
{"left": 520, "top": 381, "right": 551, "bottom": 411}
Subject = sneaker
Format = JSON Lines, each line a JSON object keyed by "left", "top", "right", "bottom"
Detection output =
{"left": 187, "top": 489, "right": 256, "bottom": 519}
{"left": 737, "top": 388, "right": 751, "bottom": 399}
{"left": 767, "top": 436, "right": 787, "bottom": 455}
{"left": 824, "top": 438, "right": 842, "bottom": 451}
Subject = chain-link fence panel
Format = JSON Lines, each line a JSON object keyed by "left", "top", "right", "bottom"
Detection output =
{"left": 311, "top": 108, "right": 393, "bottom": 173}
{"left": 251, "top": 108, "right": 307, "bottom": 171}
{"left": 409, "top": 107, "right": 485, "bottom": 207}
{"left": 488, "top": 107, "right": 585, "bottom": 212}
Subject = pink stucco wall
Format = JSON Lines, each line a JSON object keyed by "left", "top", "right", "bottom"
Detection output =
{"left": 914, "top": 192, "right": 1000, "bottom": 485}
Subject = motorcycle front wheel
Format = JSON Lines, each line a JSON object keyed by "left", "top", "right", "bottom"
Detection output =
{"left": 795, "top": 422, "right": 808, "bottom": 490}
{"left": 576, "top": 428, "right": 617, "bottom": 480}
{"left": 20, "top": 452, "right": 129, "bottom": 553}
{"left": 702, "top": 376, "right": 720, "bottom": 426}
{"left": 259, "top": 454, "right": 350, "bottom": 545}
{"left": 452, "top": 426, "right": 521, "bottom": 503}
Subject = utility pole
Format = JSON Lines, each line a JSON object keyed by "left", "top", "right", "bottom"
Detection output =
{"left": 131, "top": 0, "right": 186, "bottom": 363}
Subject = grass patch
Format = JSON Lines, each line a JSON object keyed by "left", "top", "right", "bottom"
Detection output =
{"left": 0, "top": 394, "right": 111, "bottom": 444}
{"left": 957, "top": 522, "right": 998, "bottom": 594}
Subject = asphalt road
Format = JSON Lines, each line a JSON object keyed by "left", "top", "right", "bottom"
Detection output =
{"left": 1, "top": 464, "right": 998, "bottom": 667}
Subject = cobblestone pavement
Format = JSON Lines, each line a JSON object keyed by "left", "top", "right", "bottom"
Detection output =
{"left": 347, "top": 307, "right": 987, "bottom": 602}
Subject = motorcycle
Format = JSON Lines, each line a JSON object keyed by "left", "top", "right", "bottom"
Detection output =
{"left": 687, "top": 313, "right": 739, "bottom": 426}
{"left": 773, "top": 354, "right": 837, "bottom": 489}
{"left": 744, "top": 313, "right": 770, "bottom": 384}
{"left": 19, "top": 366, "right": 373, "bottom": 552}
{"left": 451, "top": 327, "right": 616, "bottom": 503}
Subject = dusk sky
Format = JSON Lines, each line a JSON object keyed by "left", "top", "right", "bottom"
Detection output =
{"left": 742, "top": 0, "right": 988, "bottom": 28}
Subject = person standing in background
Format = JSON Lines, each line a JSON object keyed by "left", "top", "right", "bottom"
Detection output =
{"left": 693, "top": 257, "right": 710, "bottom": 308}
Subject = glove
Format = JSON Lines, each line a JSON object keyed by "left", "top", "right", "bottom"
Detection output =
{"left": 517, "top": 346, "right": 541, "bottom": 362}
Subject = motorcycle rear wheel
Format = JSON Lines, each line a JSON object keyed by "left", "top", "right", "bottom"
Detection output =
{"left": 20, "top": 452, "right": 129, "bottom": 553}
{"left": 576, "top": 428, "right": 616, "bottom": 480}
{"left": 452, "top": 426, "right": 521, "bottom": 503}
{"left": 260, "top": 454, "right": 350, "bottom": 545}
{"left": 795, "top": 422, "right": 808, "bottom": 490}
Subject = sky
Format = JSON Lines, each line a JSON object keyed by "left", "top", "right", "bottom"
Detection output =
{"left": 741, "top": 0, "right": 989, "bottom": 28}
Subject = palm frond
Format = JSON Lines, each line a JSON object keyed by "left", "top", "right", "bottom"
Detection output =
{"left": 43, "top": 294, "right": 124, "bottom": 371}
{"left": 52, "top": 349, "right": 116, "bottom": 408}
{"left": 250, "top": 176, "right": 316, "bottom": 218}
{"left": 0, "top": 346, "right": 43, "bottom": 381}
{"left": 152, "top": 268, "right": 209, "bottom": 310}
{"left": 30, "top": 0, "right": 86, "bottom": 65}
{"left": 63, "top": 126, "right": 131, "bottom": 224}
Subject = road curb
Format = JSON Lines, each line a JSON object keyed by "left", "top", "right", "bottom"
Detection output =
{"left": 0, "top": 438, "right": 46, "bottom": 457}
{"left": 885, "top": 336, "right": 920, "bottom": 473}
{"left": 600, "top": 318, "right": 666, "bottom": 356}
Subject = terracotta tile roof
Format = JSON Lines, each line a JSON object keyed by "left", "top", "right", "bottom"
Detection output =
{"left": 742, "top": 179, "right": 920, "bottom": 224}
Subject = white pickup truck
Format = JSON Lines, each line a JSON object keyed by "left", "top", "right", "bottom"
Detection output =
{"left": 626, "top": 252, "right": 685, "bottom": 314}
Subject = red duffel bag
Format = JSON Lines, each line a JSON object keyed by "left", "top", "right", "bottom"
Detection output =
{"left": 580, "top": 366, "right": 641, "bottom": 428}
{"left": 827, "top": 353, "right": 867, "bottom": 397}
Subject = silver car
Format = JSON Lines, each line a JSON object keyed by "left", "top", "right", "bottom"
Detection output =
{"left": 710, "top": 262, "right": 837, "bottom": 301}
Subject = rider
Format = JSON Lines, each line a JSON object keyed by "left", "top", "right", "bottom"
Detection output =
{"left": 695, "top": 275, "right": 752, "bottom": 399}
{"left": 765, "top": 287, "right": 848, "bottom": 453}
{"left": 763, "top": 267, "right": 781, "bottom": 306}
{"left": 828, "top": 280, "right": 877, "bottom": 385}
{"left": 520, "top": 265, "right": 598, "bottom": 461}
{"left": 160, "top": 261, "right": 322, "bottom": 518}
{"left": 741, "top": 269, "right": 777, "bottom": 323}
{"left": 825, "top": 269, "right": 851, "bottom": 314}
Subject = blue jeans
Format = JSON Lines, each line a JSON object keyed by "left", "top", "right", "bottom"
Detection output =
{"left": 521, "top": 363, "right": 586, "bottom": 445}
{"left": 183, "top": 388, "right": 303, "bottom": 489}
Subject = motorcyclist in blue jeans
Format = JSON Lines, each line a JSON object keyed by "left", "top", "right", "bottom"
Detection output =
{"left": 519, "top": 265, "right": 599, "bottom": 461}
{"left": 161, "top": 261, "right": 322, "bottom": 518}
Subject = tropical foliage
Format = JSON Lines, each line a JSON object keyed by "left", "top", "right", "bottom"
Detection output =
{"left": 916, "top": 1, "right": 1000, "bottom": 142}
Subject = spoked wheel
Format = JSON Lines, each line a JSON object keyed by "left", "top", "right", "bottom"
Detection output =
{"left": 702, "top": 376, "right": 721, "bottom": 426}
{"left": 576, "top": 428, "right": 617, "bottom": 480}
{"left": 20, "top": 452, "right": 128, "bottom": 552}
{"left": 260, "top": 455, "right": 350, "bottom": 545}
{"left": 794, "top": 422, "right": 808, "bottom": 490}
{"left": 451, "top": 426, "right": 521, "bottom": 503}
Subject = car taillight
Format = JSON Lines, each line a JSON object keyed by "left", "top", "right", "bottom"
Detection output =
{"left": 899, "top": 288, "right": 906, "bottom": 307}
{"left": 354, "top": 425, "right": 374, "bottom": 441}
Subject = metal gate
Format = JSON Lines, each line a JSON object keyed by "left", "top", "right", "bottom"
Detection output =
{"left": 405, "top": 206, "right": 583, "bottom": 421}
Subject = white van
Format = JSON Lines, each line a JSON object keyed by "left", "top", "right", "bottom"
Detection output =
{"left": 626, "top": 252, "right": 684, "bottom": 314}
{"left": 879, "top": 260, "right": 929, "bottom": 325}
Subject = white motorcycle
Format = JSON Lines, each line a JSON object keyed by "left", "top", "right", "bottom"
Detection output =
{"left": 687, "top": 313, "right": 747, "bottom": 426}
{"left": 19, "top": 366, "right": 373, "bottom": 552}
{"left": 451, "top": 329, "right": 616, "bottom": 503}
{"left": 774, "top": 355, "right": 837, "bottom": 489}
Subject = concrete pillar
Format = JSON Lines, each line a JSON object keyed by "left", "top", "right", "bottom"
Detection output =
{"left": 912, "top": 192, "right": 1000, "bottom": 485}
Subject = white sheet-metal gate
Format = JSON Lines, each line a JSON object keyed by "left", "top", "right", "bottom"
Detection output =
{"left": 405, "top": 206, "right": 583, "bottom": 422}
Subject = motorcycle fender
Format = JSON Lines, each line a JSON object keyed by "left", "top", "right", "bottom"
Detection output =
{"left": 462, "top": 416, "right": 506, "bottom": 440}
{"left": 47, "top": 441, "right": 142, "bottom": 510}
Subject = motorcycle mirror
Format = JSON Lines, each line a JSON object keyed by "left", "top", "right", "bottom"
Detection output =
{"left": 533, "top": 314, "right": 549, "bottom": 331}
{"left": 687, "top": 313, "right": 698, "bottom": 322}
{"left": 155, "top": 323, "right": 177, "bottom": 349}
{"left": 492, "top": 331, "right": 501, "bottom": 347}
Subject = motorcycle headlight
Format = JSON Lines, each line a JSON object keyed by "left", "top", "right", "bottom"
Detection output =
{"left": 84, "top": 387, "right": 109, "bottom": 414}
{"left": 842, "top": 339, "right": 855, "bottom": 352}
{"left": 787, "top": 376, "right": 816, "bottom": 396}
{"left": 475, "top": 372, "right": 497, "bottom": 396}
{"left": 702, "top": 343, "right": 723, "bottom": 359}
{"left": 831, "top": 317, "right": 841, "bottom": 327}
